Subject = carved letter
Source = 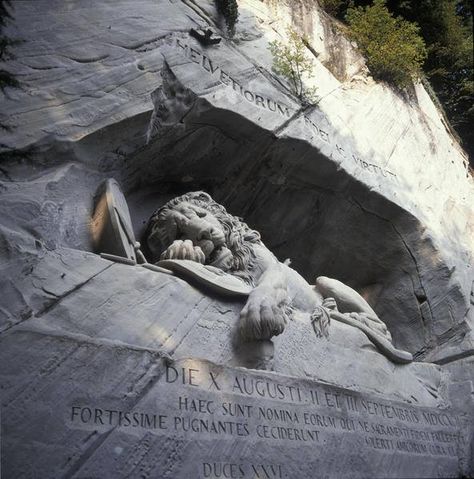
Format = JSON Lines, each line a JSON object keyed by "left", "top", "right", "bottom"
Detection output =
{"left": 267, "top": 99, "right": 277, "bottom": 112}
{"left": 255, "top": 95, "right": 265, "bottom": 107}
{"left": 176, "top": 39, "right": 188, "bottom": 53}
{"left": 244, "top": 90, "right": 255, "bottom": 102}
{"left": 166, "top": 365, "right": 179, "bottom": 383}
{"left": 277, "top": 103, "right": 290, "bottom": 117}
{"left": 220, "top": 70, "right": 231, "bottom": 85}
{"left": 189, "top": 48, "right": 201, "bottom": 64}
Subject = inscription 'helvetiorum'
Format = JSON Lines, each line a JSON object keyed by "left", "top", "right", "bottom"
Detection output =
{"left": 175, "top": 39, "right": 292, "bottom": 118}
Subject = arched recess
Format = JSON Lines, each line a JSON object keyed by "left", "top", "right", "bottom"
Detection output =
{"left": 119, "top": 93, "right": 468, "bottom": 358}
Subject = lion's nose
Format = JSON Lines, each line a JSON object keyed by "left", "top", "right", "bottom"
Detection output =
{"left": 198, "top": 227, "right": 224, "bottom": 246}
{"left": 209, "top": 228, "right": 225, "bottom": 246}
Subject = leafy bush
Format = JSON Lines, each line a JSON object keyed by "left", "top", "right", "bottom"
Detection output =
{"left": 346, "top": 0, "right": 427, "bottom": 88}
{"left": 215, "top": 0, "right": 239, "bottom": 37}
{"left": 396, "top": 0, "right": 473, "bottom": 156}
{"left": 268, "top": 28, "right": 318, "bottom": 104}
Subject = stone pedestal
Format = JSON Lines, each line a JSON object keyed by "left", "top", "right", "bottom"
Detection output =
{"left": 1, "top": 255, "right": 472, "bottom": 478}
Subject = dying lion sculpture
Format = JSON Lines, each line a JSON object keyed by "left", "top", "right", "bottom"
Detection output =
{"left": 145, "top": 191, "right": 412, "bottom": 363}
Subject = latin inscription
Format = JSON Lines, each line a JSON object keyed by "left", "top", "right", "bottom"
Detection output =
{"left": 304, "top": 115, "right": 398, "bottom": 180}
{"left": 201, "top": 462, "right": 284, "bottom": 478}
{"left": 175, "top": 39, "right": 291, "bottom": 118}
{"left": 173, "top": 38, "right": 398, "bottom": 182}
{"left": 69, "top": 360, "right": 468, "bottom": 469}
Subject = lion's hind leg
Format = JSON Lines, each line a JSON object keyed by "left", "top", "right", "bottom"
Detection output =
{"left": 314, "top": 276, "right": 392, "bottom": 341}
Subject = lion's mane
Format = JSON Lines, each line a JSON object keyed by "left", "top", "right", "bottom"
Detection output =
{"left": 146, "top": 192, "right": 262, "bottom": 286}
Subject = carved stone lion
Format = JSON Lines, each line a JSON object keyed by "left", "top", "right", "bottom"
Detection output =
{"left": 145, "top": 191, "right": 412, "bottom": 363}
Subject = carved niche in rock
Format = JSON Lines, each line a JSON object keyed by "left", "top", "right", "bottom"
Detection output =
{"left": 143, "top": 191, "right": 413, "bottom": 364}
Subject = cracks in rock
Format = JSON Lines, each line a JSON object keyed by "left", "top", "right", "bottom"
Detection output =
{"left": 8, "top": 95, "right": 84, "bottom": 117}
{"left": 7, "top": 327, "right": 171, "bottom": 478}
{"left": 161, "top": 297, "right": 209, "bottom": 356}
{"left": 34, "top": 262, "right": 114, "bottom": 319}
{"left": 284, "top": 175, "right": 343, "bottom": 198}
{"left": 40, "top": 285, "right": 59, "bottom": 298}
{"left": 181, "top": 0, "right": 218, "bottom": 29}
{"left": 423, "top": 382, "right": 440, "bottom": 399}
{"left": 3, "top": 341, "right": 83, "bottom": 409}
{"left": 148, "top": 123, "right": 200, "bottom": 153}
{"left": 14, "top": 326, "right": 174, "bottom": 360}
{"left": 219, "top": 131, "right": 277, "bottom": 208}
{"left": 433, "top": 349, "right": 474, "bottom": 365}
{"left": 272, "top": 107, "right": 305, "bottom": 137}
{"left": 107, "top": 34, "right": 173, "bottom": 52}
{"left": 62, "top": 428, "right": 115, "bottom": 479}
{"left": 404, "top": 274, "right": 432, "bottom": 352}
{"left": 0, "top": 166, "right": 13, "bottom": 181}
{"left": 62, "top": 53, "right": 110, "bottom": 64}
{"left": 390, "top": 223, "right": 435, "bottom": 329}
{"left": 17, "top": 62, "right": 63, "bottom": 71}
{"left": 437, "top": 322, "right": 469, "bottom": 345}
{"left": 62, "top": 363, "right": 166, "bottom": 477}
{"left": 315, "top": 84, "right": 345, "bottom": 106}
{"left": 0, "top": 261, "right": 115, "bottom": 336}
{"left": 122, "top": 356, "right": 157, "bottom": 400}
{"left": 348, "top": 196, "right": 435, "bottom": 348}
{"left": 383, "top": 121, "right": 411, "bottom": 168}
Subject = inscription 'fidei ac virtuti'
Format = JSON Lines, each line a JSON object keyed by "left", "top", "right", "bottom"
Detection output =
{"left": 175, "top": 38, "right": 398, "bottom": 182}
{"left": 175, "top": 39, "right": 292, "bottom": 118}
{"left": 304, "top": 116, "right": 398, "bottom": 180}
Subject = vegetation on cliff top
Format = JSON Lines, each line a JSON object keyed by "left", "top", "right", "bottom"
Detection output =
{"left": 215, "top": 0, "right": 239, "bottom": 37}
{"left": 268, "top": 28, "right": 319, "bottom": 104}
{"left": 320, "top": 0, "right": 473, "bottom": 163}
{"left": 346, "top": 0, "right": 427, "bottom": 88}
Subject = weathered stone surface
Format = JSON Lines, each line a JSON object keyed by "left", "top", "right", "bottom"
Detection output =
{"left": 1, "top": 245, "right": 473, "bottom": 475}
{"left": 1, "top": 0, "right": 473, "bottom": 477}
{"left": 1, "top": 327, "right": 472, "bottom": 478}
{"left": 3, "top": 252, "right": 434, "bottom": 399}
{"left": 1, "top": 0, "right": 473, "bottom": 359}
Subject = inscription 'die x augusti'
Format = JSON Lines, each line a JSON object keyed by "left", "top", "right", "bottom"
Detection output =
{"left": 69, "top": 362, "right": 467, "bottom": 462}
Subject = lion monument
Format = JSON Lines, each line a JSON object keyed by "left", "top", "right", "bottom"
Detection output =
{"left": 144, "top": 191, "right": 412, "bottom": 363}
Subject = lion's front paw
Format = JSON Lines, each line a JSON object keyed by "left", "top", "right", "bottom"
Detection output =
{"left": 160, "top": 239, "right": 205, "bottom": 264}
{"left": 239, "top": 292, "right": 287, "bottom": 341}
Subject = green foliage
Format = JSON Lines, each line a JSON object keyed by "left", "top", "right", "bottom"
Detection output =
{"left": 329, "top": 0, "right": 473, "bottom": 161}
{"left": 216, "top": 0, "right": 239, "bottom": 37}
{"left": 388, "top": 0, "right": 473, "bottom": 159}
{"left": 346, "top": 0, "right": 427, "bottom": 87}
{"left": 268, "top": 29, "right": 318, "bottom": 104}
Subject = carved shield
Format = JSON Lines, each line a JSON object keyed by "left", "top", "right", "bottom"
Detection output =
{"left": 90, "top": 178, "right": 136, "bottom": 262}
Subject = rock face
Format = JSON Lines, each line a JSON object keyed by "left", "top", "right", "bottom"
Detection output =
{"left": 1, "top": 0, "right": 473, "bottom": 477}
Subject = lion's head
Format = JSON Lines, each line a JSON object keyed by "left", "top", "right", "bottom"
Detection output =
{"left": 145, "top": 192, "right": 262, "bottom": 285}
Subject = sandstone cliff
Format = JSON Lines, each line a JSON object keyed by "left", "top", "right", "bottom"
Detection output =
{"left": 1, "top": 0, "right": 472, "bottom": 362}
